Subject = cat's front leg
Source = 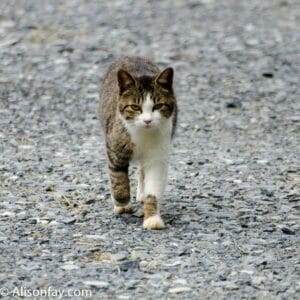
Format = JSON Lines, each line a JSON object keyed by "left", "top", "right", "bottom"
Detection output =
{"left": 142, "top": 161, "right": 167, "bottom": 229}
{"left": 109, "top": 165, "right": 133, "bottom": 214}
{"left": 136, "top": 165, "right": 144, "bottom": 203}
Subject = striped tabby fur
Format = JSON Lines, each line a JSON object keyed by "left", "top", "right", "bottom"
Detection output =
{"left": 99, "top": 56, "right": 177, "bottom": 229}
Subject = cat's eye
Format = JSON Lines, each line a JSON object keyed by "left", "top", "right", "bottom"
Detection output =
{"left": 130, "top": 104, "right": 141, "bottom": 111}
{"left": 153, "top": 103, "right": 164, "bottom": 110}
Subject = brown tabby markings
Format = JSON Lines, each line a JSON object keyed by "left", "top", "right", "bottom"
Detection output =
{"left": 143, "top": 195, "right": 158, "bottom": 220}
{"left": 137, "top": 166, "right": 144, "bottom": 202}
{"left": 99, "top": 56, "right": 177, "bottom": 229}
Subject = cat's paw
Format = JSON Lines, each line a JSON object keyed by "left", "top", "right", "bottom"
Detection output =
{"left": 114, "top": 204, "right": 133, "bottom": 214}
{"left": 143, "top": 215, "right": 165, "bottom": 230}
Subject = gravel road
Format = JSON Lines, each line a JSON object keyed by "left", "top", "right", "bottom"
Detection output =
{"left": 0, "top": 0, "right": 299, "bottom": 299}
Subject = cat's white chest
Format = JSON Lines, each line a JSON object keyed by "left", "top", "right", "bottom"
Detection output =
{"left": 130, "top": 121, "right": 172, "bottom": 163}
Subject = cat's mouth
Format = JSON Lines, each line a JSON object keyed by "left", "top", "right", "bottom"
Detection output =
{"left": 143, "top": 123, "right": 157, "bottom": 129}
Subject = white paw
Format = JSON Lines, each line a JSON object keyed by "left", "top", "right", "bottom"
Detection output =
{"left": 114, "top": 204, "right": 133, "bottom": 214}
{"left": 143, "top": 215, "right": 165, "bottom": 230}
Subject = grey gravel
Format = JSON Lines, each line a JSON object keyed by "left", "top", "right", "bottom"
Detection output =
{"left": 0, "top": 0, "right": 299, "bottom": 299}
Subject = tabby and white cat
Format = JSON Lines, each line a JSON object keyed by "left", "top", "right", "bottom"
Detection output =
{"left": 99, "top": 56, "right": 177, "bottom": 229}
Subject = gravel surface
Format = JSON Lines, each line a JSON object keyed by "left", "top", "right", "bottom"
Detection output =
{"left": 1, "top": 0, "right": 299, "bottom": 299}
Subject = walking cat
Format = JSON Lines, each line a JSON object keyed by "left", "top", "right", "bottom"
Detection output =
{"left": 99, "top": 56, "right": 177, "bottom": 229}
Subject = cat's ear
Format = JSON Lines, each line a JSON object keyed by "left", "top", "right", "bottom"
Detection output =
{"left": 155, "top": 67, "right": 174, "bottom": 91}
{"left": 117, "top": 69, "right": 136, "bottom": 94}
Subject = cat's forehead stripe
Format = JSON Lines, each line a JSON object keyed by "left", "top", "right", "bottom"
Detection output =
{"left": 137, "top": 96, "right": 142, "bottom": 105}
{"left": 142, "top": 94, "right": 154, "bottom": 113}
{"left": 136, "top": 93, "right": 154, "bottom": 107}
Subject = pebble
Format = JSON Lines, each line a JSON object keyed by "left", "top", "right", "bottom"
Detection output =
{"left": 163, "top": 260, "right": 182, "bottom": 267}
{"left": 226, "top": 100, "right": 242, "bottom": 109}
{"left": 281, "top": 227, "right": 295, "bottom": 235}
{"left": 85, "top": 235, "right": 107, "bottom": 241}
{"left": 61, "top": 263, "right": 80, "bottom": 271}
{"left": 60, "top": 217, "right": 77, "bottom": 224}
{"left": 225, "top": 283, "right": 240, "bottom": 290}
{"left": 168, "top": 287, "right": 191, "bottom": 294}
{"left": 173, "top": 279, "right": 188, "bottom": 285}
{"left": 240, "top": 269, "right": 254, "bottom": 275}
{"left": 111, "top": 252, "right": 128, "bottom": 261}
{"left": 139, "top": 261, "right": 149, "bottom": 269}
{"left": 83, "top": 280, "right": 109, "bottom": 288}
{"left": 251, "top": 276, "right": 266, "bottom": 286}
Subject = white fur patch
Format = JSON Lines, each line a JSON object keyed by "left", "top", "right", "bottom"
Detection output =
{"left": 143, "top": 214, "right": 165, "bottom": 230}
{"left": 120, "top": 93, "right": 173, "bottom": 205}
{"left": 132, "top": 94, "right": 172, "bottom": 201}
{"left": 128, "top": 94, "right": 173, "bottom": 160}
{"left": 140, "top": 94, "right": 154, "bottom": 123}
{"left": 143, "top": 160, "right": 168, "bottom": 200}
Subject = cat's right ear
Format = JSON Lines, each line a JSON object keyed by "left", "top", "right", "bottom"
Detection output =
{"left": 117, "top": 69, "right": 136, "bottom": 94}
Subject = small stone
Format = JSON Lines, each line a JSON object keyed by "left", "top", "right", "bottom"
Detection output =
{"left": 85, "top": 199, "right": 96, "bottom": 204}
{"left": 119, "top": 261, "right": 139, "bottom": 271}
{"left": 57, "top": 45, "right": 74, "bottom": 54}
{"left": 173, "top": 279, "right": 188, "bottom": 285}
{"left": 251, "top": 276, "right": 266, "bottom": 286}
{"left": 61, "top": 217, "right": 77, "bottom": 224}
{"left": 180, "top": 123, "right": 189, "bottom": 129}
{"left": 245, "top": 38, "right": 259, "bottom": 46}
{"left": 226, "top": 100, "right": 242, "bottom": 109}
{"left": 281, "top": 227, "right": 295, "bottom": 235}
{"left": 240, "top": 269, "right": 254, "bottom": 275}
{"left": 0, "top": 19, "right": 16, "bottom": 29}
{"left": 36, "top": 218, "right": 50, "bottom": 225}
{"left": 85, "top": 235, "right": 107, "bottom": 241}
{"left": 48, "top": 220, "right": 60, "bottom": 226}
{"left": 139, "top": 260, "right": 149, "bottom": 268}
{"left": 130, "top": 250, "right": 150, "bottom": 260}
{"left": 257, "top": 159, "right": 269, "bottom": 165}
{"left": 262, "top": 72, "right": 273, "bottom": 78}
{"left": 117, "top": 296, "right": 131, "bottom": 300}
{"left": 163, "top": 260, "right": 182, "bottom": 267}
{"left": 16, "top": 212, "right": 28, "bottom": 220}
{"left": 111, "top": 252, "right": 128, "bottom": 261}
{"left": 61, "top": 263, "right": 80, "bottom": 271}
{"left": 45, "top": 185, "right": 55, "bottom": 192}
{"left": 225, "top": 283, "right": 239, "bottom": 290}
{"left": 168, "top": 287, "right": 191, "bottom": 294}
{"left": 93, "top": 252, "right": 111, "bottom": 261}
{"left": 83, "top": 280, "right": 109, "bottom": 288}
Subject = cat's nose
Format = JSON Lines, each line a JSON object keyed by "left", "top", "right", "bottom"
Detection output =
{"left": 144, "top": 119, "right": 152, "bottom": 125}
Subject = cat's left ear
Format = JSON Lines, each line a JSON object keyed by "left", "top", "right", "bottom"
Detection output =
{"left": 155, "top": 67, "right": 174, "bottom": 91}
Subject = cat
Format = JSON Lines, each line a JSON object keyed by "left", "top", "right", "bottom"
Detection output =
{"left": 99, "top": 56, "right": 177, "bottom": 230}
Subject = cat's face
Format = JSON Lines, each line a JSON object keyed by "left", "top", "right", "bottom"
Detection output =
{"left": 117, "top": 68, "right": 175, "bottom": 131}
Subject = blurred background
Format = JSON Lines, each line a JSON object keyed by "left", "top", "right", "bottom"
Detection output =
{"left": 0, "top": 0, "right": 299, "bottom": 299}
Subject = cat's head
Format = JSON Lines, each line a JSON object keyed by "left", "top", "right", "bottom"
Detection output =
{"left": 117, "top": 68, "right": 176, "bottom": 130}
